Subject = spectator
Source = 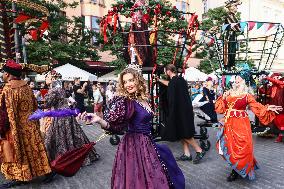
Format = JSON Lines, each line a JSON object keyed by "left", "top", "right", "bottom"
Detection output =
{"left": 73, "top": 78, "right": 87, "bottom": 112}
{"left": 93, "top": 84, "right": 103, "bottom": 117}
{"left": 191, "top": 84, "right": 201, "bottom": 101}
{"left": 28, "top": 80, "right": 42, "bottom": 102}
{"left": 97, "top": 82, "right": 107, "bottom": 111}
{"left": 105, "top": 85, "right": 115, "bottom": 105}
{"left": 63, "top": 81, "right": 73, "bottom": 98}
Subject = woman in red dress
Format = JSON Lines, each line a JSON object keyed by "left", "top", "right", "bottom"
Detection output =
{"left": 215, "top": 75, "right": 282, "bottom": 182}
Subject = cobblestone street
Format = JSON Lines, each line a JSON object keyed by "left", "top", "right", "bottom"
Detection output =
{"left": 1, "top": 117, "right": 284, "bottom": 189}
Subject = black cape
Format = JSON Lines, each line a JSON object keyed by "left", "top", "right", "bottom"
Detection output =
{"left": 161, "top": 76, "right": 195, "bottom": 141}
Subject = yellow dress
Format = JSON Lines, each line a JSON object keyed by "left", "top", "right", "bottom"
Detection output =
{"left": 0, "top": 80, "right": 51, "bottom": 181}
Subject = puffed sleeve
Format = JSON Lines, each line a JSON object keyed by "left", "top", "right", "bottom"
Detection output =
{"left": 103, "top": 96, "right": 134, "bottom": 134}
{"left": 215, "top": 96, "right": 227, "bottom": 114}
{"left": 266, "top": 77, "right": 284, "bottom": 87}
{"left": 247, "top": 94, "right": 275, "bottom": 125}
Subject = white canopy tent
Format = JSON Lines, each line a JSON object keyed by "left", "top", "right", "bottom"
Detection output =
{"left": 98, "top": 71, "right": 118, "bottom": 82}
{"left": 35, "top": 74, "right": 46, "bottom": 82}
{"left": 184, "top": 67, "right": 208, "bottom": 81}
{"left": 54, "top": 63, "right": 97, "bottom": 81}
{"left": 98, "top": 71, "right": 151, "bottom": 83}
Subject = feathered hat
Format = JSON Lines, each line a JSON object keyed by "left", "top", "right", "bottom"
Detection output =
{"left": 3, "top": 59, "right": 22, "bottom": 77}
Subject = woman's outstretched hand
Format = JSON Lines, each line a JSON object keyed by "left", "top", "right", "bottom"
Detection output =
{"left": 77, "top": 112, "right": 110, "bottom": 129}
{"left": 267, "top": 105, "right": 283, "bottom": 114}
{"left": 77, "top": 112, "right": 101, "bottom": 125}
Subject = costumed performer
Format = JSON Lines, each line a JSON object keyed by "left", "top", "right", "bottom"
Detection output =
{"left": 157, "top": 64, "right": 206, "bottom": 164}
{"left": 42, "top": 71, "right": 100, "bottom": 176}
{"left": 0, "top": 60, "right": 51, "bottom": 188}
{"left": 78, "top": 66, "right": 185, "bottom": 189}
{"left": 263, "top": 73, "right": 284, "bottom": 142}
{"left": 215, "top": 75, "right": 282, "bottom": 182}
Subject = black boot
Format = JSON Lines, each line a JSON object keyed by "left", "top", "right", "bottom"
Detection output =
{"left": 0, "top": 181, "right": 27, "bottom": 189}
{"left": 227, "top": 169, "right": 239, "bottom": 182}
{"left": 176, "top": 154, "right": 192, "bottom": 161}
{"left": 192, "top": 150, "right": 206, "bottom": 164}
{"left": 42, "top": 171, "right": 57, "bottom": 183}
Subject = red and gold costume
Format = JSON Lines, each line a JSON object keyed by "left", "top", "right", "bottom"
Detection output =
{"left": 0, "top": 80, "right": 51, "bottom": 181}
{"left": 215, "top": 94, "right": 275, "bottom": 180}
{"left": 265, "top": 77, "right": 284, "bottom": 132}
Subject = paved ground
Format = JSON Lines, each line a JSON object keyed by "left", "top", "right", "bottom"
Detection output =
{"left": 1, "top": 117, "right": 284, "bottom": 189}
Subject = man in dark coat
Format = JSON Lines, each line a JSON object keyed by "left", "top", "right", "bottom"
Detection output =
{"left": 158, "top": 64, "right": 205, "bottom": 164}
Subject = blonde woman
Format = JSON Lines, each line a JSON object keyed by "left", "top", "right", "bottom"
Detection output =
{"left": 78, "top": 67, "right": 185, "bottom": 189}
{"left": 215, "top": 75, "right": 282, "bottom": 182}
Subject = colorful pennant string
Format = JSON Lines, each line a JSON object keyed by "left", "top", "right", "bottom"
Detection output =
{"left": 221, "top": 22, "right": 281, "bottom": 33}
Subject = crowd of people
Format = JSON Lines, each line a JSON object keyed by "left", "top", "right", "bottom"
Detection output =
{"left": 23, "top": 76, "right": 117, "bottom": 118}
{"left": 0, "top": 59, "right": 283, "bottom": 189}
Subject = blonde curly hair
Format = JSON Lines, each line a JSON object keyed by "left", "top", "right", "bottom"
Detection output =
{"left": 230, "top": 77, "right": 254, "bottom": 96}
{"left": 117, "top": 68, "right": 148, "bottom": 101}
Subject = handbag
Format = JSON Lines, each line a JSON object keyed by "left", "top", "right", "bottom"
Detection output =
{"left": 0, "top": 94, "right": 10, "bottom": 136}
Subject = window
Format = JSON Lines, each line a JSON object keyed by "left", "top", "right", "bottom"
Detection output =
{"left": 181, "top": 1, "right": 187, "bottom": 12}
{"left": 176, "top": 1, "right": 188, "bottom": 13}
{"left": 91, "top": 17, "right": 100, "bottom": 32}
{"left": 203, "top": 0, "right": 208, "bottom": 13}
{"left": 91, "top": 16, "right": 100, "bottom": 44}
{"left": 99, "top": 0, "right": 105, "bottom": 6}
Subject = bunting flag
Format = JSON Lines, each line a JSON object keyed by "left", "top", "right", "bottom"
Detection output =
{"left": 221, "top": 22, "right": 281, "bottom": 33}
{"left": 240, "top": 22, "right": 247, "bottom": 32}
{"left": 256, "top": 22, "right": 264, "bottom": 29}
{"left": 248, "top": 22, "right": 256, "bottom": 31}
{"left": 266, "top": 23, "right": 275, "bottom": 32}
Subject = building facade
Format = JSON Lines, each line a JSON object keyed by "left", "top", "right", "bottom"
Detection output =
{"left": 63, "top": 0, "right": 284, "bottom": 71}
{"left": 202, "top": 0, "right": 284, "bottom": 71}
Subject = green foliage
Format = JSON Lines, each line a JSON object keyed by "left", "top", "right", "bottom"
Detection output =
{"left": 15, "top": 0, "right": 99, "bottom": 66}
{"left": 195, "top": 50, "right": 208, "bottom": 59}
{"left": 198, "top": 59, "right": 219, "bottom": 74}
{"left": 199, "top": 7, "right": 228, "bottom": 31}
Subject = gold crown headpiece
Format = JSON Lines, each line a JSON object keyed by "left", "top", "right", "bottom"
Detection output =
{"left": 125, "top": 63, "right": 142, "bottom": 74}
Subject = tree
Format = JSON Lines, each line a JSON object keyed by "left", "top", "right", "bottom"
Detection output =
{"left": 8, "top": 0, "right": 99, "bottom": 66}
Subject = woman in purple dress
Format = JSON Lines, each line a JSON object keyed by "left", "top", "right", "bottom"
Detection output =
{"left": 80, "top": 67, "right": 185, "bottom": 189}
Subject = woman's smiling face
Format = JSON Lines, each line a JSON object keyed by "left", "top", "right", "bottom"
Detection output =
{"left": 123, "top": 73, "right": 137, "bottom": 94}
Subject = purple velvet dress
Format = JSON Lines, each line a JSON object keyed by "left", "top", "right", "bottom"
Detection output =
{"left": 104, "top": 97, "right": 185, "bottom": 189}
